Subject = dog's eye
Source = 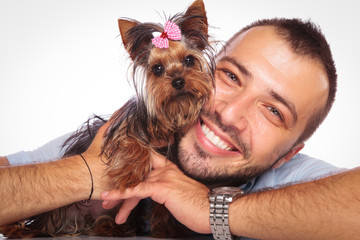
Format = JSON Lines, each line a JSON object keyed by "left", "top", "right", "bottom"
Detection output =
{"left": 184, "top": 55, "right": 195, "bottom": 67}
{"left": 152, "top": 64, "right": 164, "bottom": 76}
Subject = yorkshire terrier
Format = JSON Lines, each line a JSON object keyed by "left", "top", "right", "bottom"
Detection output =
{"left": 0, "top": 0, "right": 214, "bottom": 238}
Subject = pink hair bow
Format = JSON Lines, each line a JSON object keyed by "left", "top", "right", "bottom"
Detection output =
{"left": 152, "top": 21, "right": 182, "bottom": 48}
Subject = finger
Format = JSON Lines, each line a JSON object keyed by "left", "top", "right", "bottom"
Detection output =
{"left": 146, "top": 162, "right": 180, "bottom": 181}
{"left": 102, "top": 182, "right": 166, "bottom": 206}
{"left": 101, "top": 183, "right": 152, "bottom": 201}
{"left": 102, "top": 199, "right": 122, "bottom": 209}
{"left": 150, "top": 149, "right": 169, "bottom": 169}
{"left": 115, "top": 197, "right": 141, "bottom": 224}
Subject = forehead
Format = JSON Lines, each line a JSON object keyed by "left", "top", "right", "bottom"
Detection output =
{"left": 149, "top": 41, "right": 188, "bottom": 63}
{"left": 219, "top": 26, "right": 329, "bottom": 129}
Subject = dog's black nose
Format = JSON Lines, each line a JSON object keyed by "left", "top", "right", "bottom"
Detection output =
{"left": 172, "top": 78, "right": 185, "bottom": 90}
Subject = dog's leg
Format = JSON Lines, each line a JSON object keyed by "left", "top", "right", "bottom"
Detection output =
{"left": 106, "top": 135, "right": 151, "bottom": 191}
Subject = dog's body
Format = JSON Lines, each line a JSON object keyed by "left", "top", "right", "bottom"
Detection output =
{"left": 0, "top": 0, "right": 214, "bottom": 238}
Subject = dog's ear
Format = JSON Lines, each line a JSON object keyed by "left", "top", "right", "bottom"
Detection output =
{"left": 180, "top": 0, "right": 209, "bottom": 50}
{"left": 118, "top": 19, "right": 138, "bottom": 48}
{"left": 118, "top": 19, "right": 153, "bottom": 62}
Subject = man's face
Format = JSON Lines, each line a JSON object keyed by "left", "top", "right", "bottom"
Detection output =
{"left": 176, "top": 26, "right": 329, "bottom": 186}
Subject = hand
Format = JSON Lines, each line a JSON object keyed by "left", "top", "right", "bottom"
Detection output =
{"left": 81, "top": 120, "right": 113, "bottom": 199}
{"left": 100, "top": 149, "right": 168, "bottom": 221}
{"left": 101, "top": 150, "right": 212, "bottom": 234}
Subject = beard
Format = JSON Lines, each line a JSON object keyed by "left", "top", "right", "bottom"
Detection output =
{"left": 169, "top": 109, "right": 290, "bottom": 188}
{"left": 171, "top": 139, "right": 278, "bottom": 188}
{"left": 172, "top": 139, "right": 288, "bottom": 187}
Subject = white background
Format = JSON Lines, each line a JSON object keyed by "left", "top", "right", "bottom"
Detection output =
{"left": 0, "top": 0, "right": 359, "bottom": 168}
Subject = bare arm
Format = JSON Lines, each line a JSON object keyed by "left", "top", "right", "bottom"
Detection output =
{"left": 230, "top": 167, "right": 360, "bottom": 240}
{"left": 0, "top": 122, "right": 112, "bottom": 226}
{"left": 0, "top": 156, "right": 90, "bottom": 225}
{"left": 102, "top": 155, "right": 360, "bottom": 239}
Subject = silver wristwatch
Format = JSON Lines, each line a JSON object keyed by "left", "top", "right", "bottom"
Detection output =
{"left": 209, "top": 187, "right": 244, "bottom": 240}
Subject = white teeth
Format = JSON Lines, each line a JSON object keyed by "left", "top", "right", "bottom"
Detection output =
{"left": 201, "top": 123, "right": 232, "bottom": 151}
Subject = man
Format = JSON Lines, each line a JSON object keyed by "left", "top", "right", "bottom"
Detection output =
{"left": 0, "top": 18, "right": 345, "bottom": 239}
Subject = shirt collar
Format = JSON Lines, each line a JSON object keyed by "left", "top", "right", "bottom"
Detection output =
{"left": 239, "top": 177, "right": 257, "bottom": 193}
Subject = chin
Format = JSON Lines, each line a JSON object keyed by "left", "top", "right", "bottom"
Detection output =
{"left": 176, "top": 140, "right": 228, "bottom": 186}
{"left": 176, "top": 137, "right": 274, "bottom": 187}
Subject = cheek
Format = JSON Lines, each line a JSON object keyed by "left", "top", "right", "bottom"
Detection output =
{"left": 251, "top": 127, "right": 295, "bottom": 166}
{"left": 207, "top": 84, "right": 237, "bottom": 113}
{"left": 248, "top": 112, "right": 286, "bottom": 162}
{"left": 214, "top": 75, "right": 237, "bottom": 96}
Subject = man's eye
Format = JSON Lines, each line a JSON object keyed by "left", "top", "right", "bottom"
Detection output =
{"left": 267, "top": 106, "right": 284, "bottom": 121}
{"left": 224, "top": 70, "right": 239, "bottom": 83}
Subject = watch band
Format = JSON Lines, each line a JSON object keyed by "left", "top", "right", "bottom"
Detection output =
{"left": 209, "top": 187, "right": 244, "bottom": 240}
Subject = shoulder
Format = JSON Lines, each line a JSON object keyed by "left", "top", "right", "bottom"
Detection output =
{"left": 250, "top": 153, "right": 345, "bottom": 192}
{"left": 6, "top": 132, "right": 73, "bottom": 165}
{"left": 275, "top": 153, "right": 343, "bottom": 180}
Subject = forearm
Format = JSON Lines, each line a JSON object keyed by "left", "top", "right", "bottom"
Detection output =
{"left": 0, "top": 155, "right": 91, "bottom": 226}
{"left": 230, "top": 167, "right": 360, "bottom": 239}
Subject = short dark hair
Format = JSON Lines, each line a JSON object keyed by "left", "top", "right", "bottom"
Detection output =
{"left": 224, "top": 18, "right": 337, "bottom": 143}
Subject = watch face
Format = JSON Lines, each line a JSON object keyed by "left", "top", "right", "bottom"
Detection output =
{"left": 212, "top": 186, "right": 243, "bottom": 195}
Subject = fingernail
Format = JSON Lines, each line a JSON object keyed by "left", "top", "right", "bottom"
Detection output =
{"left": 115, "top": 213, "right": 122, "bottom": 224}
{"left": 101, "top": 191, "right": 109, "bottom": 198}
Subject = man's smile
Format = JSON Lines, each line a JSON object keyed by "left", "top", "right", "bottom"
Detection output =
{"left": 195, "top": 118, "right": 242, "bottom": 156}
{"left": 201, "top": 122, "right": 232, "bottom": 151}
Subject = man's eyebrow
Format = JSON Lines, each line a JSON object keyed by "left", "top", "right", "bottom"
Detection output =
{"left": 268, "top": 89, "right": 298, "bottom": 123}
{"left": 219, "top": 56, "right": 253, "bottom": 78}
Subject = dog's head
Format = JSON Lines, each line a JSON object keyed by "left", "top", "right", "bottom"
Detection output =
{"left": 118, "top": 0, "right": 214, "bottom": 132}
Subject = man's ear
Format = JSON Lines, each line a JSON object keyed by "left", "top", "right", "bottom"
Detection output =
{"left": 272, "top": 142, "right": 305, "bottom": 169}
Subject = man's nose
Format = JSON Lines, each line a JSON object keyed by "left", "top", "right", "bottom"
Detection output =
{"left": 215, "top": 94, "right": 250, "bottom": 132}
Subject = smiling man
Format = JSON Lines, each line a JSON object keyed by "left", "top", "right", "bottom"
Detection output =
{"left": 170, "top": 19, "right": 335, "bottom": 189}
{"left": 0, "top": 18, "right": 341, "bottom": 239}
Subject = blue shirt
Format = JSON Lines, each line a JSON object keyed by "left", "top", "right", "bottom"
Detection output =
{"left": 242, "top": 153, "right": 341, "bottom": 193}
{"left": 7, "top": 132, "right": 73, "bottom": 165}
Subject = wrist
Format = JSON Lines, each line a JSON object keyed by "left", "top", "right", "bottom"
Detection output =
{"left": 80, "top": 152, "right": 112, "bottom": 199}
{"left": 58, "top": 155, "right": 93, "bottom": 202}
{"left": 209, "top": 187, "right": 244, "bottom": 240}
{"left": 228, "top": 199, "right": 241, "bottom": 237}
{"left": 79, "top": 154, "right": 94, "bottom": 202}
{"left": 228, "top": 194, "right": 253, "bottom": 238}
